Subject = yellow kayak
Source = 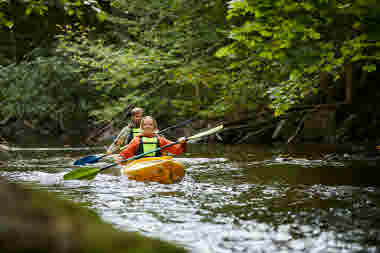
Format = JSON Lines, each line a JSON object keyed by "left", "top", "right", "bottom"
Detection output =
{"left": 120, "top": 156, "right": 185, "bottom": 184}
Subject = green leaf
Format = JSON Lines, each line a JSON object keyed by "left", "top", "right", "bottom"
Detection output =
{"left": 25, "top": 8, "right": 32, "bottom": 15}
{"left": 215, "top": 45, "right": 234, "bottom": 58}
{"left": 362, "top": 64, "right": 376, "bottom": 72}
{"left": 5, "top": 20, "right": 13, "bottom": 29}
{"left": 259, "top": 51, "right": 273, "bottom": 59}
{"left": 97, "top": 12, "right": 107, "bottom": 22}
{"left": 259, "top": 30, "right": 272, "bottom": 37}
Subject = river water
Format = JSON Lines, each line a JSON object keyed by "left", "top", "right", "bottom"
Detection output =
{"left": 1, "top": 143, "right": 380, "bottom": 253}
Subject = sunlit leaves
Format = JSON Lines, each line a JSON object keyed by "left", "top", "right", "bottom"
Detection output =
{"left": 227, "top": 0, "right": 254, "bottom": 19}
{"left": 57, "top": 0, "right": 232, "bottom": 122}
{"left": 363, "top": 64, "right": 376, "bottom": 72}
{"left": 0, "top": 0, "right": 106, "bottom": 29}
{"left": 215, "top": 44, "right": 234, "bottom": 58}
{"left": 219, "top": 0, "right": 380, "bottom": 116}
{"left": 0, "top": 12, "right": 12, "bottom": 28}
{"left": 25, "top": 1, "right": 48, "bottom": 16}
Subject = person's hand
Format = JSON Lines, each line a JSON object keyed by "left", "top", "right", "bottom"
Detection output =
{"left": 178, "top": 137, "right": 187, "bottom": 144}
{"left": 115, "top": 155, "right": 123, "bottom": 164}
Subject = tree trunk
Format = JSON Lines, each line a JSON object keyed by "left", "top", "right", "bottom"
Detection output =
{"left": 320, "top": 71, "right": 330, "bottom": 103}
{"left": 344, "top": 63, "right": 353, "bottom": 104}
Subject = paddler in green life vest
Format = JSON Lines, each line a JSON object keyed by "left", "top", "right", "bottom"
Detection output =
{"left": 118, "top": 116, "right": 187, "bottom": 160}
{"left": 106, "top": 107, "right": 144, "bottom": 155}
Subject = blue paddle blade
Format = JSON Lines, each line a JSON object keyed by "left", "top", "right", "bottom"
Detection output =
{"left": 73, "top": 155, "right": 101, "bottom": 165}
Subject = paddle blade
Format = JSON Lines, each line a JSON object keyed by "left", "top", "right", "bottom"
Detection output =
{"left": 73, "top": 155, "right": 101, "bottom": 166}
{"left": 63, "top": 167, "right": 100, "bottom": 180}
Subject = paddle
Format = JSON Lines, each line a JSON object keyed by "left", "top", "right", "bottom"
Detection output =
{"left": 73, "top": 154, "right": 108, "bottom": 166}
{"left": 64, "top": 124, "right": 223, "bottom": 180}
{"left": 73, "top": 116, "right": 198, "bottom": 166}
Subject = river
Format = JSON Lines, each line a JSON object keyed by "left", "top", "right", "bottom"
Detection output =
{"left": 1, "top": 143, "right": 380, "bottom": 253}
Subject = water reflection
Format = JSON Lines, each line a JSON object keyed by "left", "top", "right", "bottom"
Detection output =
{"left": 0, "top": 143, "right": 380, "bottom": 252}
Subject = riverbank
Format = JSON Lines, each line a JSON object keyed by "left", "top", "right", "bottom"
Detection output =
{"left": 1, "top": 96, "right": 380, "bottom": 153}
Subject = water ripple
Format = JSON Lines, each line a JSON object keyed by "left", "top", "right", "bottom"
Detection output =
{"left": 1, "top": 146, "right": 379, "bottom": 253}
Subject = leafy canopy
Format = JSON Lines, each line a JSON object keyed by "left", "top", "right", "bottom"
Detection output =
{"left": 217, "top": 0, "right": 380, "bottom": 115}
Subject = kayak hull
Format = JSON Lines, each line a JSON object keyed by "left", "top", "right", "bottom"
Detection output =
{"left": 120, "top": 156, "right": 185, "bottom": 184}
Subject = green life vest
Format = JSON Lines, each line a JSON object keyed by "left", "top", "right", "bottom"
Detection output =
{"left": 127, "top": 128, "right": 143, "bottom": 144}
{"left": 136, "top": 136, "right": 161, "bottom": 157}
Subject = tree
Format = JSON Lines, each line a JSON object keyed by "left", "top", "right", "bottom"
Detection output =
{"left": 216, "top": 0, "right": 380, "bottom": 115}
{"left": 0, "top": 0, "right": 106, "bottom": 62}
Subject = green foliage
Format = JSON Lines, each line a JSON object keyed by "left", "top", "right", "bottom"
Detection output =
{"left": 5, "top": 0, "right": 379, "bottom": 135}
{"left": 54, "top": 0, "right": 256, "bottom": 125}
{"left": 217, "top": 0, "right": 380, "bottom": 115}
{"left": 0, "top": 53, "right": 101, "bottom": 131}
{"left": 0, "top": 0, "right": 106, "bottom": 28}
{"left": 1, "top": 0, "right": 269, "bottom": 131}
{"left": 0, "top": 0, "right": 109, "bottom": 65}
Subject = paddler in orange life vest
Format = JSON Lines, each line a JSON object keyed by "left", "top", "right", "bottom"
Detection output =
{"left": 119, "top": 116, "right": 187, "bottom": 160}
{"left": 106, "top": 107, "right": 144, "bottom": 155}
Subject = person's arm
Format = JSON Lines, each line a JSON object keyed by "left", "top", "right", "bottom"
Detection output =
{"left": 158, "top": 135, "right": 187, "bottom": 155}
{"left": 106, "top": 125, "right": 131, "bottom": 154}
{"left": 119, "top": 137, "right": 139, "bottom": 159}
